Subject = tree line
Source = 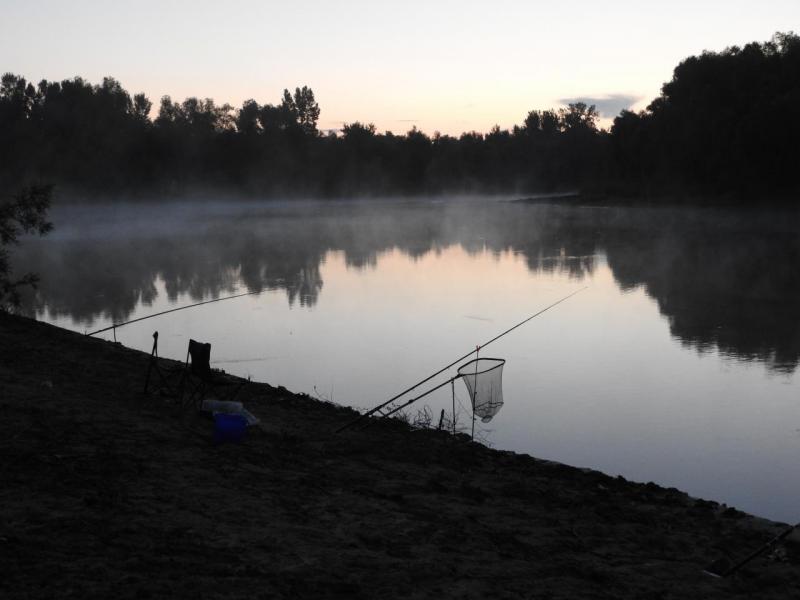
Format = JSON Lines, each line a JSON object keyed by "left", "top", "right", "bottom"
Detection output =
{"left": 1, "top": 32, "right": 798, "bottom": 202}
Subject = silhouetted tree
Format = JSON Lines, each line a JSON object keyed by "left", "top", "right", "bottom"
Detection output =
{"left": 258, "top": 101, "right": 298, "bottom": 133}
{"left": 540, "top": 110, "right": 561, "bottom": 136}
{"left": 2, "top": 33, "right": 798, "bottom": 201}
{"left": 523, "top": 110, "right": 541, "bottom": 133}
{"left": 132, "top": 93, "right": 152, "bottom": 122}
{"left": 610, "top": 31, "right": 800, "bottom": 198}
{"left": 293, "top": 86, "right": 320, "bottom": 135}
{"left": 560, "top": 103, "right": 598, "bottom": 131}
{"left": 236, "top": 99, "right": 261, "bottom": 135}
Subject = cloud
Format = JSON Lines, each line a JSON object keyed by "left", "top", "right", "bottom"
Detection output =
{"left": 558, "top": 94, "right": 642, "bottom": 118}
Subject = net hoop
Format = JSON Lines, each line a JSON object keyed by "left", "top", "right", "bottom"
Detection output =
{"left": 456, "top": 357, "right": 506, "bottom": 377}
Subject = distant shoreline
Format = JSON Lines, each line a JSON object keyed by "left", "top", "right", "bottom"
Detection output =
{"left": 37, "top": 185, "right": 800, "bottom": 210}
{"left": 513, "top": 191, "right": 800, "bottom": 209}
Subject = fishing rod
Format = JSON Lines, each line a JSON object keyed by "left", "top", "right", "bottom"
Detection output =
{"left": 85, "top": 289, "right": 261, "bottom": 338}
{"left": 704, "top": 522, "right": 798, "bottom": 578}
{"left": 379, "top": 375, "right": 461, "bottom": 420}
{"left": 336, "top": 286, "right": 587, "bottom": 433}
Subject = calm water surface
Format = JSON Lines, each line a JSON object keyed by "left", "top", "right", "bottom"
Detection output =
{"left": 15, "top": 198, "right": 800, "bottom": 521}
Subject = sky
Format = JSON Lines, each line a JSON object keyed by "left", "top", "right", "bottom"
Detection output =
{"left": 1, "top": 0, "right": 798, "bottom": 135}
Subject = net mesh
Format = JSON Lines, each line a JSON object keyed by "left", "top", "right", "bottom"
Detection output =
{"left": 457, "top": 358, "right": 505, "bottom": 423}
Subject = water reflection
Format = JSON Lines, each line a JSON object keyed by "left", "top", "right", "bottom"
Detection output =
{"left": 603, "top": 209, "right": 800, "bottom": 372}
{"left": 13, "top": 199, "right": 800, "bottom": 372}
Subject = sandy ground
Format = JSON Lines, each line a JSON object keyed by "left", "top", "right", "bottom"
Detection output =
{"left": 1, "top": 312, "right": 798, "bottom": 599}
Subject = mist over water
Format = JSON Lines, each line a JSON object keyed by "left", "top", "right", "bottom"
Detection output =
{"left": 14, "top": 197, "right": 800, "bottom": 520}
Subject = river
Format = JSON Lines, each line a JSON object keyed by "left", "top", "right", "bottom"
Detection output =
{"left": 14, "top": 197, "right": 800, "bottom": 521}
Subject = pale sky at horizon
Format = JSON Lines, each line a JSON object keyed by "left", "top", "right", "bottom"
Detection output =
{"left": 1, "top": 1, "right": 798, "bottom": 135}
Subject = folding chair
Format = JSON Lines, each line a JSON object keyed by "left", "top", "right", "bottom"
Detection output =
{"left": 177, "top": 339, "right": 247, "bottom": 408}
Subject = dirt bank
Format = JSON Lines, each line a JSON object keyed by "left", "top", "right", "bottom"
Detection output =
{"left": 1, "top": 312, "right": 797, "bottom": 599}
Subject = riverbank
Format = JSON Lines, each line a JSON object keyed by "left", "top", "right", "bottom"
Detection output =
{"left": 1, "top": 312, "right": 798, "bottom": 599}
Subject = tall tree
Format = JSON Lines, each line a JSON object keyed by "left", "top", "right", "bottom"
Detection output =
{"left": 292, "top": 86, "right": 320, "bottom": 135}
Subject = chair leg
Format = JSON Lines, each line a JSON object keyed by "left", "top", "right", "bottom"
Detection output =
{"left": 177, "top": 350, "right": 192, "bottom": 404}
{"left": 143, "top": 333, "right": 159, "bottom": 394}
{"left": 184, "top": 378, "right": 207, "bottom": 409}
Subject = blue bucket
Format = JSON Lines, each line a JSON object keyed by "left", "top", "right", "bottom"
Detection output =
{"left": 213, "top": 413, "right": 247, "bottom": 444}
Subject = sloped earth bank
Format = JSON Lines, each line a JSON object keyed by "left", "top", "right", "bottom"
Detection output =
{"left": 1, "top": 312, "right": 798, "bottom": 599}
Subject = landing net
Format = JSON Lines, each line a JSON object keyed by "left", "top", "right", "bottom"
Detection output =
{"left": 457, "top": 358, "right": 505, "bottom": 423}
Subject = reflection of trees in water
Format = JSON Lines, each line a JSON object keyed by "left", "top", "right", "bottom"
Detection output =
{"left": 606, "top": 225, "right": 800, "bottom": 373}
{"left": 15, "top": 202, "right": 597, "bottom": 326}
{"left": 13, "top": 201, "right": 800, "bottom": 371}
{"left": 17, "top": 232, "right": 326, "bottom": 326}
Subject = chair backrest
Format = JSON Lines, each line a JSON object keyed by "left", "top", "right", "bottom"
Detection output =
{"left": 188, "top": 339, "right": 212, "bottom": 378}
